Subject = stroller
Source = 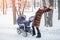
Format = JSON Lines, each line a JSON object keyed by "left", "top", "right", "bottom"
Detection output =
{"left": 17, "top": 15, "right": 34, "bottom": 37}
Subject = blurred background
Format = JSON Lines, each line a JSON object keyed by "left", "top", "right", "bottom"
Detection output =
{"left": 0, "top": 0, "right": 60, "bottom": 40}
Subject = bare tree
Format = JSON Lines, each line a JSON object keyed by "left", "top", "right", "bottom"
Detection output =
{"left": 12, "top": 0, "right": 17, "bottom": 24}
{"left": 33, "top": 0, "right": 36, "bottom": 9}
{"left": 58, "top": 0, "right": 60, "bottom": 20}
{"left": 54, "top": 0, "right": 56, "bottom": 9}
{"left": 17, "top": 0, "right": 21, "bottom": 15}
{"left": 21, "top": 0, "right": 27, "bottom": 15}
{"left": 2, "top": 0, "right": 4, "bottom": 14}
{"left": 42, "top": 0, "right": 54, "bottom": 27}
{"left": 48, "top": 0, "right": 54, "bottom": 27}
{"left": 42, "top": 0, "right": 48, "bottom": 26}
{"left": 2, "top": 0, "right": 7, "bottom": 15}
{"left": 17, "top": 0, "right": 27, "bottom": 16}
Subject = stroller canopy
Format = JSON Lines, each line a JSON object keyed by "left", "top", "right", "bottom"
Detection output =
{"left": 17, "top": 15, "right": 26, "bottom": 25}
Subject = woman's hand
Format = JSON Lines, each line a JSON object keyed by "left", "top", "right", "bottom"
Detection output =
{"left": 49, "top": 6, "right": 53, "bottom": 10}
{"left": 39, "top": 7, "right": 44, "bottom": 10}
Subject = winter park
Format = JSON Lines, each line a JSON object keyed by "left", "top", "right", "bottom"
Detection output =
{"left": 0, "top": 0, "right": 60, "bottom": 40}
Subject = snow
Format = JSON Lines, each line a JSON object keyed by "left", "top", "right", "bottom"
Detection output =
{"left": 0, "top": 4, "right": 60, "bottom": 40}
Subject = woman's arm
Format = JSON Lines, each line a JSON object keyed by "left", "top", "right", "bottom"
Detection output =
{"left": 44, "top": 6, "right": 53, "bottom": 12}
{"left": 39, "top": 6, "right": 53, "bottom": 12}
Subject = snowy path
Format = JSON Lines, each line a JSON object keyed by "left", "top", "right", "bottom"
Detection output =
{"left": 0, "top": 25, "right": 60, "bottom": 40}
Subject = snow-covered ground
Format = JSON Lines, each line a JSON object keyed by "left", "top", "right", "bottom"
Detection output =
{"left": 0, "top": 5, "right": 60, "bottom": 40}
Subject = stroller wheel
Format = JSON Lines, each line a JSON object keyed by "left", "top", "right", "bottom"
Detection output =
{"left": 29, "top": 29, "right": 32, "bottom": 34}
{"left": 17, "top": 28, "right": 21, "bottom": 34}
{"left": 23, "top": 32, "right": 28, "bottom": 37}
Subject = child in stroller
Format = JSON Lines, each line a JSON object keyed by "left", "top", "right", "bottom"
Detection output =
{"left": 17, "top": 15, "right": 34, "bottom": 37}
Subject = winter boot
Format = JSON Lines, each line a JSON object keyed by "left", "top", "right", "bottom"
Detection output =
{"left": 32, "top": 26, "right": 36, "bottom": 36}
{"left": 36, "top": 33, "right": 41, "bottom": 38}
{"left": 36, "top": 27, "right": 41, "bottom": 38}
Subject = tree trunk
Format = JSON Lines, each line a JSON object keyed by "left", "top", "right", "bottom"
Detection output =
{"left": 22, "top": 0, "right": 27, "bottom": 15}
{"left": 42, "top": 0, "right": 48, "bottom": 26}
{"left": 42, "top": 0, "right": 54, "bottom": 27}
{"left": 58, "top": 0, "right": 60, "bottom": 20}
{"left": 2, "top": 0, "right": 7, "bottom": 15}
{"left": 17, "top": 0, "right": 27, "bottom": 16}
{"left": 54, "top": 0, "right": 56, "bottom": 9}
{"left": 12, "top": 0, "right": 16, "bottom": 24}
{"left": 18, "top": 0, "right": 21, "bottom": 16}
{"left": 2, "top": 0, "right": 4, "bottom": 14}
{"left": 33, "top": 0, "right": 36, "bottom": 8}
{"left": 48, "top": 0, "right": 54, "bottom": 26}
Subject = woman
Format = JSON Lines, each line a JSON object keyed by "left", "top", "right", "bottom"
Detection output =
{"left": 32, "top": 6, "right": 53, "bottom": 38}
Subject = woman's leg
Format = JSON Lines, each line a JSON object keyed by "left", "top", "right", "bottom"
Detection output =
{"left": 32, "top": 26, "right": 36, "bottom": 36}
{"left": 36, "top": 27, "right": 41, "bottom": 38}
